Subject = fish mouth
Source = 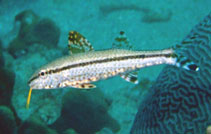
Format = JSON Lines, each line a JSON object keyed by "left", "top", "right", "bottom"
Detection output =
{"left": 28, "top": 75, "right": 39, "bottom": 85}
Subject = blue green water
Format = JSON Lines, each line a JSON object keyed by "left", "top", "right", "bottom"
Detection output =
{"left": 0, "top": 0, "right": 210, "bottom": 134}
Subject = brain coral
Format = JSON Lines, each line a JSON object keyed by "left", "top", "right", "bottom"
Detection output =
{"left": 131, "top": 13, "right": 211, "bottom": 134}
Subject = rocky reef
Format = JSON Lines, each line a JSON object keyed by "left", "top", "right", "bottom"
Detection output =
{"left": 0, "top": 39, "right": 15, "bottom": 107}
{"left": 0, "top": 106, "right": 17, "bottom": 134}
{"left": 131, "top": 13, "right": 211, "bottom": 134}
{"left": 8, "top": 10, "right": 60, "bottom": 58}
{"left": 9, "top": 9, "right": 64, "bottom": 126}
{"left": 0, "top": 68, "right": 15, "bottom": 106}
{"left": 18, "top": 115, "right": 57, "bottom": 134}
{"left": 51, "top": 88, "right": 120, "bottom": 134}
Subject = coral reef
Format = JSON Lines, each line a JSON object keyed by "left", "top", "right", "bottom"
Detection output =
{"left": 131, "top": 13, "right": 211, "bottom": 134}
{"left": 18, "top": 115, "right": 57, "bottom": 134}
{"left": 51, "top": 88, "right": 120, "bottom": 134}
{"left": 0, "top": 106, "right": 17, "bottom": 134}
{"left": 8, "top": 10, "right": 60, "bottom": 58}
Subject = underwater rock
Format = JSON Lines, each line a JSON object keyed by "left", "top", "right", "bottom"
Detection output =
{"left": 0, "top": 106, "right": 17, "bottom": 134}
{"left": 131, "top": 13, "right": 211, "bottom": 134}
{"left": 0, "top": 67, "right": 15, "bottom": 106}
{"left": 15, "top": 9, "right": 39, "bottom": 26}
{"left": 8, "top": 10, "right": 60, "bottom": 58}
{"left": 18, "top": 115, "right": 57, "bottom": 134}
{"left": 51, "top": 89, "right": 120, "bottom": 134}
{"left": 63, "top": 129, "right": 78, "bottom": 134}
{"left": 96, "top": 128, "right": 114, "bottom": 134}
{"left": 31, "top": 18, "right": 60, "bottom": 47}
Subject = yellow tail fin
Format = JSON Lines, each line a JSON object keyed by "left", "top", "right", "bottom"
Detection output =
{"left": 26, "top": 88, "right": 32, "bottom": 109}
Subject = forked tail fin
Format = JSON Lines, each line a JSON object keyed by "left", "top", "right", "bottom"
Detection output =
{"left": 172, "top": 45, "right": 199, "bottom": 71}
{"left": 171, "top": 13, "right": 211, "bottom": 71}
{"left": 175, "top": 54, "right": 199, "bottom": 71}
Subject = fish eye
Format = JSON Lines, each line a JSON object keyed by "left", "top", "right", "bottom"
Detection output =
{"left": 40, "top": 71, "right": 45, "bottom": 76}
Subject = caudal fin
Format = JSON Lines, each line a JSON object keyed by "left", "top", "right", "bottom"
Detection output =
{"left": 172, "top": 13, "right": 211, "bottom": 71}
{"left": 172, "top": 44, "right": 199, "bottom": 71}
{"left": 175, "top": 54, "right": 199, "bottom": 71}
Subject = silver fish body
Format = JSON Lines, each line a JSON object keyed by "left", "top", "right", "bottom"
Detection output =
{"left": 28, "top": 49, "right": 177, "bottom": 89}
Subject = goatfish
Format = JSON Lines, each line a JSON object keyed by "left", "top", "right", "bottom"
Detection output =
{"left": 26, "top": 31, "right": 199, "bottom": 108}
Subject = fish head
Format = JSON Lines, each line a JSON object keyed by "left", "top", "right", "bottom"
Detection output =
{"left": 26, "top": 67, "right": 59, "bottom": 109}
{"left": 28, "top": 68, "right": 57, "bottom": 90}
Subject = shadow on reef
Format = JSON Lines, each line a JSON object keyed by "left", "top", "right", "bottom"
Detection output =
{"left": 0, "top": 39, "right": 21, "bottom": 134}
{"left": 130, "top": 13, "right": 211, "bottom": 134}
{"left": 0, "top": 106, "right": 17, "bottom": 134}
{"left": 0, "top": 40, "right": 4, "bottom": 66}
{"left": 8, "top": 10, "right": 60, "bottom": 58}
{"left": 0, "top": 67, "right": 15, "bottom": 106}
{"left": 0, "top": 39, "right": 16, "bottom": 107}
{"left": 51, "top": 88, "right": 120, "bottom": 134}
{"left": 99, "top": 3, "right": 172, "bottom": 23}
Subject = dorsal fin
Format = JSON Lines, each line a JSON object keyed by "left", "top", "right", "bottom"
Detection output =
{"left": 68, "top": 31, "right": 94, "bottom": 54}
{"left": 112, "top": 31, "right": 133, "bottom": 50}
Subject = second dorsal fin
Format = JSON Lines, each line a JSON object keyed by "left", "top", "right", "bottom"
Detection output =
{"left": 68, "top": 31, "right": 94, "bottom": 54}
{"left": 112, "top": 31, "right": 133, "bottom": 50}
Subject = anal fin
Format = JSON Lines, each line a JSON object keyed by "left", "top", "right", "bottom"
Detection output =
{"left": 120, "top": 71, "right": 139, "bottom": 84}
{"left": 71, "top": 83, "right": 96, "bottom": 89}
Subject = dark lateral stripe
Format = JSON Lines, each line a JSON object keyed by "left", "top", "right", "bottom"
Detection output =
{"left": 28, "top": 52, "right": 174, "bottom": 84}
{"left": 51, "top": 53, "right": 173, "bottom": 73}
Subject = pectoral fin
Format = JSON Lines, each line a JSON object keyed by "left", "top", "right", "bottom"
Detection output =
{"left": 68, "top": 31, "right": 94, "bottom": 54}
{"left": 71, "top": 83, "right": 96, "bottom": 89}
{"left": 120, "top": 71, "right": 139, "bottom": 84}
